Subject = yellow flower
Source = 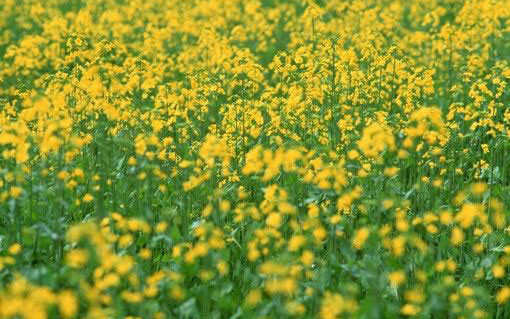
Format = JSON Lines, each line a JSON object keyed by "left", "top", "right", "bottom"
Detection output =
{"left": 216, "top": 260, "right": 229, "bottom": 276}
{"left": 404, "top": 288, "right": 425, "bottom": 304}
{"left": 382, "top": 199, "right": 394, "bottom": 209}
{"left": 288, "top": 235, "right": 306, "bottom": 251}
{"left": 460, "top": 287, "right": 474, "bottom": 297}
{"left": 472, "top": 243, "right": 484, "bottom": 254}
{"left": 280, "top": 277, "right": 297, "bottom": 295}
{"left": 115, "top": 256, "right": 134, "bottom": 275}
{"left": 66, "top": 249, "right": 89, "bottom": 268}
{"left": 138, "top": 248, "right": 152, "bottom": 259}
{"left": 199, "top": 270, "right": 214, "bottom": 282}
{"left": 313, "top": 227, "right": 327, "bottom": 242}
{"left": 492, "top": 264, "right": 505, "bottom": 278}
{"left": 450, "top": 227, "right": 465, "bottom": 246}
{"left": 439, "top": 210, "right": 453, "bottom": 225}
{"left": 496, "top": 287, "right": 510, "bottom": 304}
{"left": 155, "top": 221, "right": 168, "bottom": 233}
{"left": 266, "top": 212, "right": 282, "bottom": 228}
{"left": 245, "top": 289, "right": 262, "bottom": 307}
{"left": 358, "top": 122, "right": 395, "bottom": 158}
{"left": 319, "top": 292, "right": 345, "bottom": 319}
{"left": 301, "top": 250, "right": 314, "bottom": 266}
{"left": 170, "top": 286, "right": 185, "bottom": 301}
{"left": 455, "top": 203, "right": 482, "bottom": 228}
{"left": 118, "top": 234, "right": 134, "bottom": 248}
{"left": 286, "top": 301, "right": 305, "bottom": 315}
{"left": 383, "top": 167, "right": 399, "bottom": 177}
{"left": 432, "top": 179, "right": 442, "bottom": 187}
{"left": 121, "top": 291, "right": 143, "bottom": 303}
{"left": 352, "top": 227, "right": 370, "bottom": 250}
{"left": 471, "top": 182, "right": 487, "bottom": 195}
{"left": 308, "top": 204, "right": 320, "bottom": 218}
{"left": 219, "top": 200, "right": 231, "bottom": 212}
{"left": 401, "top": 304, "right": 420, "bottom": 316}
{"left": 391, "top": 236, "right": 406, "bottom": 257}
{"left": 347, "top": 149, "right": 359, "bottom": 160}
{"left": 388, "top": 270, "right": 406, "bottom": 287}
{"left": 446, "top": 259, "right": 457, "bottom": 272}
{"left": 58, "top": 290, "right": 78, "bottom": 318}
{"left": 83, "top": 193, "right": 94, "bottom": 203}
{"left": 9, "top": 186, "right": 23, "bottom": 199}
{"left": 8, "top": 243, "right": 22, "bottom": 255}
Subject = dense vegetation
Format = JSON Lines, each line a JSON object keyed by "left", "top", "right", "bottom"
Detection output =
{"left": 1, "top": 0, "right": 510, "bottom": 318}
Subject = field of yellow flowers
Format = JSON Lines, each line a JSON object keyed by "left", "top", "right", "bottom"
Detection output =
{"left": 1, "top": 0, "right": 510, "bottom": 318}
